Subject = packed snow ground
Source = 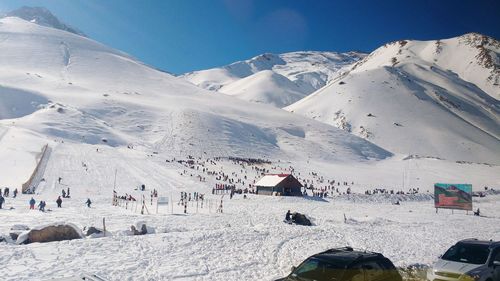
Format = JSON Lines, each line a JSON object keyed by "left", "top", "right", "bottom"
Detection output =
{"left": 0, "top": 142, "right": 499, "bottom": 281}
{"left": 1, "top": 191, "right": 499, "bottom": 281}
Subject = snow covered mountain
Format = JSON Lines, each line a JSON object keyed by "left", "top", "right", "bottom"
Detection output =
{"left": 2, "top": 6, "right": 86, "bottom": 36}
{"left": 287, "top": 34, "right": 500, "bottom": 164}
{"left": 182, "top": 51, "right": 365, "bottom": 107}
{"left": 0, "top": 16, "right": 392, "bottom": 187}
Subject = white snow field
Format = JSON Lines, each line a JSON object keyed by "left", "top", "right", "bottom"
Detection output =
{"left": 0, "top": 10, "right": 499, "bottom": 281}
{"left": 182, "top": 51, "right": 365, "bottom": 107}
{"left": 287, "top": 34, "right": 500, "bottom": 164}
{"left": 0, "top": 142, "right": 499, "bottom": 281}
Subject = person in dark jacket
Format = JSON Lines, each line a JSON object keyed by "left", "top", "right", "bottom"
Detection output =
{"left": 285, "top": 210, "right": 291, "bottom": 222}
{"left": 13, "top": 188, "right": 18, "bottom": 198}
{"left": 0, "top": 194, "right": 4, "bottom": 209}
{"left": 38, "top": 201, "right": 46, "bottom": 212}
{"left": 29, "top": 197, "right": 36, "bottom": 209}
{"left": 86, "top": 198, "right": 92, "bottom": 208}
{"left": 56, "top": 196, "right": 62, "bottom": 208}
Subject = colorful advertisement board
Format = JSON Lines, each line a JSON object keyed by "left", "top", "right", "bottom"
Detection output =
{"left": 434, "top": 183, "right": 472, "bottom": 211}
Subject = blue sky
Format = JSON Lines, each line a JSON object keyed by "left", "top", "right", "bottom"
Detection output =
{"left": 1, "top": 0, "right": 499, "bottom": 74}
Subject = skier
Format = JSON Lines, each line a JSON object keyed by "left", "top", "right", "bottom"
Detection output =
{"left": 58, "top": 177, "right": 62, "bottom": 184}
{"left": 29, "top": 197, "right": 36, "bottom": 210}
{"left": 86, "top": 198, "right": 92, "bottom": 208}
{"left": 0, "top": 194, "right": 4, "bottom": 209}
{"left": 56, "top": 196, "right": 63, "bottom": 208}
{"left": 62, "top": 189, "right": 66, "bottom": 198}
{"left": 3, "top": 187, "right": 9, "bottom": 197}
{"left": 67, "top": 187, "right": 70, "bottom": 198}
{"left": 13, "top": 188, "right": 18, "bottom": 198}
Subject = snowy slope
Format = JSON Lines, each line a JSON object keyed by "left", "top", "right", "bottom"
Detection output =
{"left": 0, "top": 16, "right": 389, "bottom": 188}
{"left": 287, "top": 34, "right": 500, "bottom": 164}
{"left": 182, "top": 51, "right": 365, "bottom": 107}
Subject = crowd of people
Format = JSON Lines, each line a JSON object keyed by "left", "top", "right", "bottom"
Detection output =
{"left": 172, "top": 155, "right": 433, "bottom": 200}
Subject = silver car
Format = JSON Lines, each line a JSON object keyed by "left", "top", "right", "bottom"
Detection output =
{"left": 427, "top": 239, "right": 500, "bottom": 281}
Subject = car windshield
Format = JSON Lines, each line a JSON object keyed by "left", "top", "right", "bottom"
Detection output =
{"left": 442, "top": 244, "right": 490, "bottom": 265}
{"left": 292, "top": 257, "right": 345, "bottom": 281}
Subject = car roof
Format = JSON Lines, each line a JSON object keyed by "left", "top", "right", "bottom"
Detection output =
{"left": 311, "top": 247, "right": 385, "bottom": 267}
{"left": 458, "top": 239, "right": 500, "bottom": 247}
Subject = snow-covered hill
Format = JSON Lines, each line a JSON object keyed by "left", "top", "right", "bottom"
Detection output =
{"left": 287, "top": 34, "right": 500, "bottom": 164}
{"left": 0, "top": 16, "right": 390, "bottom": 187}
{"left": 218, "top": 70, "right": 307, "bottom": 108}
{"left": 182, "top": 51, "right": 365, "bottom": 107}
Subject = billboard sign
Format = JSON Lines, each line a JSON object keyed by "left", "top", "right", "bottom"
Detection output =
{"left": 434, "top": 183, "right": 472, "bottom": 211}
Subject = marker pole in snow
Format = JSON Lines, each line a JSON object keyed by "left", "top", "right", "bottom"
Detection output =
{"left": 113, "top": 168, "right": 117, "bottom": 190}
{"left": 103, "top": 218, "right": 106, "bottom": 237}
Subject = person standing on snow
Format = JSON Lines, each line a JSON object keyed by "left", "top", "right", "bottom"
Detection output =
{"left": 29, "top": 197, "right": 36, "bottom": 210}
{"left": 0, "top": 194, "right": 5, "bottom": 209}
{"left": 56, "top": 196, "right": 63, "bottom": 208}
{"left": 13, "top": 188, "right": 18, "bottom": 198}
{"left": 285, "top": 210, "right": 291, "bottom": 222}
{"left": 38, "top": 200, "right": 46, "bottom": 212}
{"left": 86, "top": 198, "right": 92, "bottom": 208}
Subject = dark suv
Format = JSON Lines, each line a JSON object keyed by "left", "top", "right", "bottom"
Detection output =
{"left": 276, "top": 247, "right": 402, "bottom": 281}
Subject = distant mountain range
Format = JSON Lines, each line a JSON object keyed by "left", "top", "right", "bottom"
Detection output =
{"left": 182, "top": 51, "right": 365, "bottom": 107}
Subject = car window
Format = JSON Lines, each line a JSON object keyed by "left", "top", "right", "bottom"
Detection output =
{"left": 494, "top": 250, "right": 500, "bottom": 262}
{"left": 377, "top": 258, "right": 396, "bottom": 270}
{"left": 292, "top": 258, "right": 345, "bottom": 281}
{"left": 343, "top": 266, "right": 364, "bottom": 281}
{"left": 360, "top": 261, "right": 386, "bottom": 280}
{"left": 442, "top": 244, "right": 490, "bottom": 265}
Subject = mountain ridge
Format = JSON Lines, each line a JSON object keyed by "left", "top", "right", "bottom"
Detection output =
{"left": 286, "top": 33, "right": 500, "bottom": 164}
{"left": 3, "top": 6, "right": 86, "bottom": 37}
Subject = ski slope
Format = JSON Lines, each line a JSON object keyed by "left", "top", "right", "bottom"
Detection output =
{"left": 287, "top": 35, "right": 500, "bottom": 164}
{"left": 0, "top": 16, "right": 389, "bottom": 182}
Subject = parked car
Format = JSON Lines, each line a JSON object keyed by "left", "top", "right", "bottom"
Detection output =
{"left": 427, "top": 239, "right": 500, "bottom": 281}
{"left": 276, "top": 247, "right": 402, "bottom": 281}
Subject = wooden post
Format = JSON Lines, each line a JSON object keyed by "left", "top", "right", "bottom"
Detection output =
{"left": 103, "top": 218, "right": 106, "bottom": 237}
